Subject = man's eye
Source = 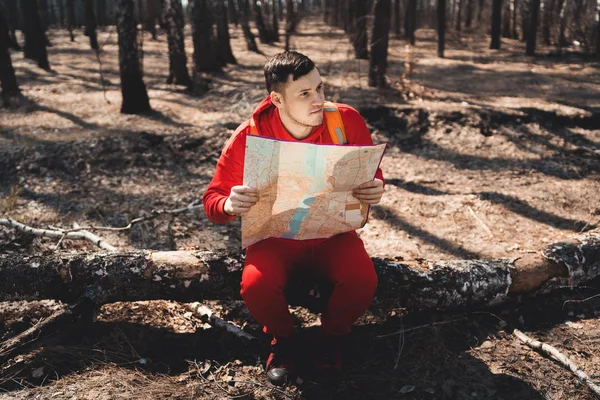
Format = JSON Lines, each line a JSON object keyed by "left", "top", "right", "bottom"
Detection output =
{"left": 317, "top": 86, "right": 323, "bottom": 91}
{"left": 300, "top": 92, "right": 308, "bottom": 97}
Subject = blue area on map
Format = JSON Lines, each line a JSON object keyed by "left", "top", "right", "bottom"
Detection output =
{"left": 281, "top": 197, "right": 316, "bottom": 238}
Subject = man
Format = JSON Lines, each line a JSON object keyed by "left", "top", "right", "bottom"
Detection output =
{"left": 203, "top": 51, "right": 384, "bottom": 385}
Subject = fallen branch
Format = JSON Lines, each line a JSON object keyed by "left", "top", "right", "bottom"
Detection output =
{"left": 513, "top": 329, "right": 600, "bottom": 397}
{"left": 0, "top": 200, "right": 203, "bottom": 250}
{"left": 185, "top": 302, "right": 257, "bottom": 343}
{"left": 0, "top": 217, "right": 116, "bottom": 251}
{"left": 0, "top": 298, "right": 94, "bottom": 361}
{"left": 0, "top": 232, "right": 598, "bottom": 311}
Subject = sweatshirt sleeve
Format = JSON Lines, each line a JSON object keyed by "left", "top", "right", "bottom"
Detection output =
{"left": 202, "top": 123, "right": 249, "bottom": 224}
{"left": 338, "top": 105, "right": 386, "bottom": 186}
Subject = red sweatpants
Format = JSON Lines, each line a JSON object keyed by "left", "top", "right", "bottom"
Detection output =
{"left": 240, "top": 231, "right": 378, "bottom": 338}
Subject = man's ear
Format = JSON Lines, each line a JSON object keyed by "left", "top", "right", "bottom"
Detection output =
{"left": 270, "top": 91, "right": 284, "bottom": 108}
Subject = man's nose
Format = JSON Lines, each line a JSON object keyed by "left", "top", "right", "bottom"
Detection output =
{"left": 312, "top": 91, "right": 324, "bottom": 105}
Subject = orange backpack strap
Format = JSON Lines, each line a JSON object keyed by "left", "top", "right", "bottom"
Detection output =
{"left": 323, "top": 101, "right": 347, "bottom": 144}
{"left": 249, "top": 117, "right": 258, "bottom": 135}
{"left": 248, "top": 102, "right": 346, "bottom": 143}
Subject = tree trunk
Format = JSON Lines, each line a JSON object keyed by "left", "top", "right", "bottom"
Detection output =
{"left": 438, "top": 0, "right": 446, "bottom": 57}
{"left": 597, "top": 5, "right": 600, "bottom": 57}
{"left": 66, "top": 0, "right": 76, "bottom": 41}
{"left": 228, "top": 0, "right": 238, "bottom": 26}
{"left": 253, "top": 0, "right": 272, "bottom": 43}
{"left": 465, "top": 0, "right": 473, "bottom": 27}
{"left": 521, "top": 0, "right": 529, "bottom": 41}
{"left": 116, "top": 0, "right": 151, "bottom": 114}
{"left": 83, "top": 0, "right": 99, "bottom": 50}
{"left": 190, "top": 0, "right": 221, "bottom": 72}
{"left": 541, "top": 0, "right": 552, "bottom": 44}
{"left": 96, "top": 0, "right": 107, "bottom": 26}
{"left": 1, "top": 234, "right": 599, "bottom": 312}
{"left": 0, "top": 8, "right": 20, "bottom": 106}
{"left": 557, "top": 0, "right": 567, "bottom": 48}
{"left": 237, "top": 0, "right": 259, "bottom": 52}
{"left": 284, "top": 0, "right": 295, "bottom": 50}
{"left": 405, "top": 0, "right": 416, "bottom": 44}
{"left": 5, "top": 0, "right": 21, "bottom": 49}
{"left": 143, "top": 0, "right": 158, "bottom": 40}
{"left": 352, "top": 0, "right": 368, "bottom": 59}
{"left": 271, "top": 0, "right": 280, "bottom": 41}
{"left": 394, "top": 0, "right": 402, "bottom": 36}
{"left": 526, "top": 0, "right": 540, "bottom": 54}
{"left": 455, "top": 0, "right": 462, "bottom": 31}
{"left": 369, "top": 0, "right": 391, "bottom": 87}
{"left": 163, "top": 0, "right": 192, "bottom": 87}
{"left": 512, "top": 0, "right": 519, "bottom": 38}
{"left": 490, "top": 0, "right": 502, "bottom": 48}
{"left": 21, "top": 0, "right": 50, "bottom": 69}
{"left": 477, "top": 0, "right": 485, "bottom": 22}
{"left": 502, "top": 0, "right": 511, "bottom": 37}
{"left": 215, "top": 0, "right": 237, "bottom": 64}
{"left": 277, "top": 0, "right": 283, "bottom": 20}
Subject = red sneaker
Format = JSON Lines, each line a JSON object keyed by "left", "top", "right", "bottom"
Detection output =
{"left": 266, "top": 336, "right": 295, "bottom": 385}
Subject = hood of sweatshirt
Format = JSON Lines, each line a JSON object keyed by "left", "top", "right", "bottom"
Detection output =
{"left": 250, "top": 95, "right": 328, "bottom": 144}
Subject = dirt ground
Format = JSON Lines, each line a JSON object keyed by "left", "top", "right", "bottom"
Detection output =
{"left": 1, "top": 16, "right": 600, "bottom": 399}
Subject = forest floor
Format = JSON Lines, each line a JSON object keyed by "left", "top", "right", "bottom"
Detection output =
{"left": 1, "top": 17, "right": 600, "bottom": 400}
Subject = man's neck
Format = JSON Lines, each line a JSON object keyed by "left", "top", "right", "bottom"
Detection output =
{"left": 278, "top": 109, "right": 313, "bottom": 140}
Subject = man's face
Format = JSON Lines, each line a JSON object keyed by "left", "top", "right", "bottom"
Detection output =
{"left": 278, "top": 68, "right": 325, "bottom": 127}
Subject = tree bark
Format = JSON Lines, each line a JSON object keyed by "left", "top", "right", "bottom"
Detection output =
{"left": 352, "top": 0, "right": 368, "bottom": 59}
{"left": 438, "top": 0, "right": 446, "bottom": 57}
{"left": 228, "top": 0, "right": 238, "bottom": 26}
{"left": 190, "top": 0, "right": 221, "bottom": 72}
{"left": 21, "top": 0, "right": 50, "bottom": 69}
{"left": 163, "top": 0, "right": 192, "bottom": 87}
{"left": 512, "top": 0, "right": 519, "bottom": 38}
{"left": 597, "top": 5, "right": 600, "bottom": 57}
{"left": 0, "top": 7, "right": 20, "bottom": 106}
{"left": 477, "top": 0, "right": 485, "bottom": 23}
{"left": 526, "top": 0, "right": 540, "bottom": 54}
{"left": 490, "top": 0, "right": 502, "bottom": 48}
{"left": 215, "top": 0, "right": 237, "bottom": 64}
{"left": 284, "top": 0, "right": 295, "bottom": 50}
{"left": 368, "top": 0, "right": 391, "bottom": 87}
{"left": 394, "top": 0, "right": 402, "bottom": 36}
{"left": 116, "top": 0, "right": 151, "bottom": 114}
{"left": 405, "top": 0, "right": 416, "bottom": 44}
{"left": 143, "top": 0, "right": 158, "bottom": 39}
{"left": 270, "top": 0, "right": 280, "bottom": 41}
{"left": 4, "top": 0, "right": 20, "bottom": 49}
{"left": 502, "top": 0, "right": 511, "bottom": 37}
{"left": 237, "top": 0, "right": 259, "bottom": 52}
{"left": 253, "top": 0, "right": 272, "bottom": 43}
{"left": 465, "top": 0, "right": 473, "bottom": 27}
{"left": 66, "top": 0, "right": 76, "bottom": 41}
{"left": 1, "top": 234, "right": 599, "bottom": 312}
{"left": 455, "top": 0, "right": 462, "bottom": 31}
{"left": 522, "top": 0, "right": 529, "bottom": 41}
{"left": 83, "top": 0, "right": 99, "bottom": 50}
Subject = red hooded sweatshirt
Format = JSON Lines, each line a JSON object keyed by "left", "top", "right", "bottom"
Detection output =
{"left": 202, "top": 96, "right": 385, "bottom": 224}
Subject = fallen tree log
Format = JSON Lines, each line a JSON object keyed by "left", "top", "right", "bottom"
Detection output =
{"left": 1, "top": 232, "right": 598, "bottom": 310}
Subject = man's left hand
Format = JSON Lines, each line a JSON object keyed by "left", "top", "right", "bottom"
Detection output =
{"left": 352, "top": 179, "right": 384, "bottom": 205}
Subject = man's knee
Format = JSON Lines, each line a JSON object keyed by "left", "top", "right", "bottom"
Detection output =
{"left": 339, "top": 262, "right": 378, "bottom": 294}
{"left": 240, "top": 265, "right": 286, "bottom": 300}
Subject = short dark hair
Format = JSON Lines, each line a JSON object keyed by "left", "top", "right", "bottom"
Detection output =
{"left": 264, "top": 51, "right": 315, "bottom": 94}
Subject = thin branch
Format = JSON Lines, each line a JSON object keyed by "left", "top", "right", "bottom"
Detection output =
{"left": 466, "top": 205, "right": 494, "bottom": 238}
{"left": 513, "top": 329, "right": 600, "bottom": 397}
{"left": 186, "top": 302, "right": 257, "bottom": 343}
{"left": 0, "top": 217, "right": 117, "bottom": 251}
{"left": 377, "top": 317, "right": 467, "bottom": 338}
{"left": 69, "top": 199, "right": 203, "bottom": 233}
{"left": 563, "top": 294, "right": 600, "bottom": 309}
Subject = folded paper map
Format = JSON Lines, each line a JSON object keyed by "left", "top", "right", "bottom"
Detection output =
{"left": 241, "top": 135, "right": 386, "bottom": 248}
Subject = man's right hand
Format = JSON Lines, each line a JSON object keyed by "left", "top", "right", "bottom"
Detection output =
{"left": 223, "top": 186, "right": 259, "bottom": 216}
